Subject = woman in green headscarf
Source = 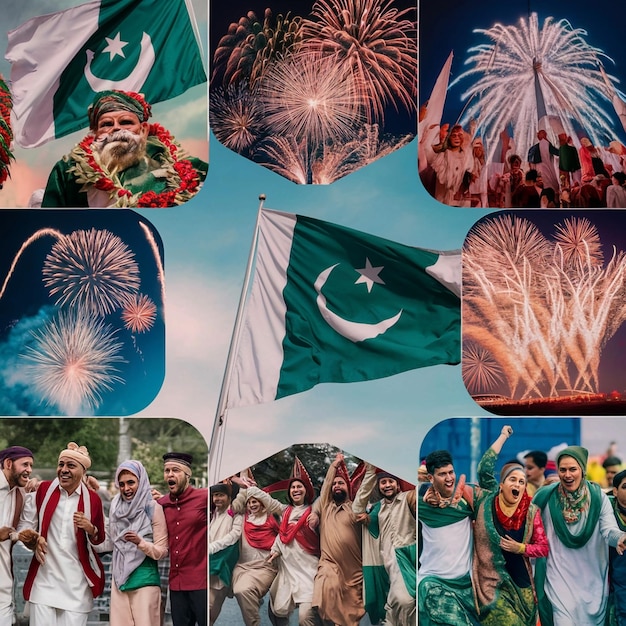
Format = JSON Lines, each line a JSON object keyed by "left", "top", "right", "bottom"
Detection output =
{"left": 472, "top": 425, "right": 549, "bottom": 626}
{"left": 533, "top": 446, "right": 626, "bottom": 626}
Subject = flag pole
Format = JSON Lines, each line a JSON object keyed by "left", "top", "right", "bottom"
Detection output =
{"left": 209, "top": 194, "right": 266, "bottom": 481}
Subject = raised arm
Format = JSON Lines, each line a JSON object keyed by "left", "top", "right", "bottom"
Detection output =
{"left": 352, "top": 462, "right": 377, "bottom": 515}
{"left": 314, "top": 453, "right": 344, "bottom": 514}
{"left": 477, "top": 425, "right": 513, "bottom": 490}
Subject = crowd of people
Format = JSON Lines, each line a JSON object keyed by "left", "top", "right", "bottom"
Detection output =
{"left": 419, "top": 120, "right": 626, "bottom": 208}
{"left": 418, "top": 426, "right": 626, "bottom": 626}
{"left": 209, "top": 453, "right": 416, "bottom": 626}
{"left": 0, "top": 443, "right": 208, "bottom": 626}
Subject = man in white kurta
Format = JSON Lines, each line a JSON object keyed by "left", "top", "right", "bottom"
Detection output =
{"left": 19, "top": 442, "right": 105, "bottom": 626}
{"left": 209, "top": 483, "right": 243, "bottom": 626}
{"left": 0, "top": 446, "right": 34, "bottom": 626}
{"left": 353, "top": 463, "right": 416, "bottom": 626}
{"left": 533, "top": 445, "right": 626, "bottom": 626}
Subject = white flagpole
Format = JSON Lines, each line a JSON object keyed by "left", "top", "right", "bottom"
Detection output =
{"left": 209, "top": 194, "right": 266, "bottom": 481}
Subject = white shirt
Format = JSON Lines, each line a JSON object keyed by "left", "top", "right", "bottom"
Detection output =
{"left": 30, "top": 488, "right": 92, "bottom": 613}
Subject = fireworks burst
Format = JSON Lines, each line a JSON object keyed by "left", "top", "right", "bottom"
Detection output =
{"left": 553, "top": 217, "right": 603, "bottom": 270}
{"left": 22, "top": 310, "right": 125, "bottom": 415}
{"left": 463, "top": 214, "right": 626, "bottom": 400}
{"left": 258, "top": 52, "right": 362, "bottom": 146}
{"left": 42, "top": 229, "right": 141, "bottom": 316}
{"left": 211, "top": 9, "right": 303, "bottom": 88}
{"left": 210, "top": 83, "right": 264, "bottom": 153}
{"left": 121, "top": 294, "right": 157, "bottom": 334}
{"left": 452, "top": 13, "right": 618, "bottom": 162}
{"left": 462, "top": 343, "right": 504, "bottom": 393}
{"left": 302, "top": 0, "right": 417, "bottom": 124}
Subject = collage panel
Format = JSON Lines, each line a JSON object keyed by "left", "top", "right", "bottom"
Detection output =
{"left": 1, "top": 0, "right": 208, "bottom": 209}
{"left": 462, "top": 209, "right": 626, "bottom": 416}
{"left": 418, "top": 0, "right": 626, "bottom": 209}
{"left": 208, "top": 0, "right": 417, "bottom": 184}
{"left": 0, "top": 416, "right": 208, "bottom": 626}
{"left": 418, "top": 416, "right": 625, "bottom": 626}
{"left": 0, "top": 210, "right": 165, "bottom": 416}
{"left": 210, "top": 443, "right": 416, "bottom": 626}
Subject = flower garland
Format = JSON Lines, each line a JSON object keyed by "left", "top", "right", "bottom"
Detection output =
{"left": 69, "top": 123, "right": 201, "bottom": 208}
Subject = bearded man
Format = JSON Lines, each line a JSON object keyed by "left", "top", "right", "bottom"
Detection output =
{"left": 0, "top": 446, "right": 34, "bottom": 626}
{"left": 41, "top": 90, "right": 207, "bottom": 208}
{"left": 157, "top": 452, "right": 208, "bottom": 626}
{"left": 312, "top": 453, "right": 365, "bottom": 626}
{"left": 353, "top": 463, "right": 416, "bottom": 626}
{"left": 209, "top": 482, "right": 242, "bottom": 626}
{"left": 19, "top": 442, "right": 105, "bottom": 626}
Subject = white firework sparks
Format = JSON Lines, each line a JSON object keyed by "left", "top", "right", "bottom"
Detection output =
{"left": 22, "top": 310, "right": 125, "bottom": 415}
{"left": 258, "top": 51, "right": 362, "bottom": 146}
{"left": 463, "top": 214, "right": 626, "bottom": 400}
{"left": 452, "top": 13, "right": 619, "bottom": 162}
{"left": 42, "top": 228, "right": 141, "bottom": 316}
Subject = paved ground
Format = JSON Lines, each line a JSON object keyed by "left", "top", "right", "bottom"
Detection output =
{"left": 213, "top": 594, "right": 376, "bottom": 625}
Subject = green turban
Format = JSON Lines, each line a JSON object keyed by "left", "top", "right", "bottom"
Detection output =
{"left": 87, "top": 90, "right": 151, "bottom": 129}
{"left": 557, "top": 445, "right": 589, "bottom": 474}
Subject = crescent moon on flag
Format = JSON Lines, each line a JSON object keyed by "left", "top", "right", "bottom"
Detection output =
{"left": 84, "top": 32, "right": 155, "bottom": 92}
{"left": 314, "top": 264, "right": 403, "bottom": 343}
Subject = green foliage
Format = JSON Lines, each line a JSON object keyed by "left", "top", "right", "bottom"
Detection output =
{"left": 248, "top": 443, "right": 363, "bottom": 498}
{"left": 0, "top": 418, "right": 208, "bottom": 489}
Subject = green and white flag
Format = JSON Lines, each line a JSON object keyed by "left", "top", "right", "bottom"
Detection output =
{"left": 6, "top": 0, "right": 206, "bottom": 148}
{"left": 227, "top": 209, "right": 461, "bottom": 408}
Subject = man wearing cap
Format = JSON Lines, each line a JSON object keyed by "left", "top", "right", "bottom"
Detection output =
{"left": 311, "top": 453, "right": 365, "bottom": 626}
{"left": 18, "top": 442, "right": 105, "bottom": 626}
{"left": 353, "top": 462, "right": 416, "bottom": 626}
{"left": 157, "top": 452, "right": 208, "bottom": 626}
{"left": 533, "top": 445, "right": 626, "bottom": 625}
{"left": 0, "top": 446, "right": 34, "bottom": 626}
{"left": 209, "top": 482, "right": 242, "bottom": 625}
{"left": 41, "top": 89, "right": 207, "bottom": 208}
{"left": 603, "top": 455, "right": 622, "bottom": 492}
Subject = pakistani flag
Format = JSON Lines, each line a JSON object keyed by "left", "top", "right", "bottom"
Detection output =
{"left": 227, "top": 209, "right": 461, "bottom": 408}
{"left": 6, "top": 0, "right": 206, "bottom": 148}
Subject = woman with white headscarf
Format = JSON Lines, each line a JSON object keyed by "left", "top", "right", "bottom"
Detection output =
{"left": 109, "top": 460, "right": 168, "bottom": 625}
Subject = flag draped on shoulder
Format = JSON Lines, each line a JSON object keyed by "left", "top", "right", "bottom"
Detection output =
{"left": 5, "top": 0, "right": 206, "bottom": 148}
{"left": 226, "top": 209, "right": 461, "bottom": 408}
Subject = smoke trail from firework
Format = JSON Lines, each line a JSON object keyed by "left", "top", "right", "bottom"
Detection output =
{"left": 0, "top": 228, "right": 63, "bottom": 300}
{"left": 463, "top": 214, "right": 626, "bottom": 400}
{"left": 121, "top": 294, "right": 157, "bottom": 334}
{"left": 139, "top": 222, "right": 165, "bottom": 306}
{"left": 451, "top": 13, "right": 618, "bottom": 162}
{"left": 22, "top": 310, "right": 125, "bottom": 415}
{"left": 42, "top": 228, "right": 141, "bottom": 316}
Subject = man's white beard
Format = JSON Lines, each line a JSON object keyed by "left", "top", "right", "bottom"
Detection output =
{"left": 92, "top": 129, "right": 147, "bottom": 174}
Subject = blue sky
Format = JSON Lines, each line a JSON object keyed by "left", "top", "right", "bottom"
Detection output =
{"left": 0, "top": 0, "right": 621, "bottom": 481}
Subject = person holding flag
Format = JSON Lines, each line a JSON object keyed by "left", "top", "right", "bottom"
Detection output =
{"left": 41, "top": 90, "right": 207, "bottom": 207}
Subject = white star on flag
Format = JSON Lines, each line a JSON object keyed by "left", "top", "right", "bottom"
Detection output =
{"left": 354, "top": 258, "right": 385, "bottom": 293}
{"left": 102, "top": 33, "right": 128, "bottom": 61}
